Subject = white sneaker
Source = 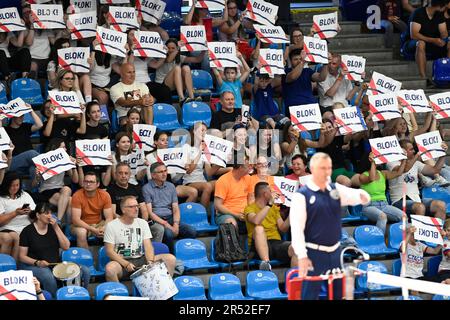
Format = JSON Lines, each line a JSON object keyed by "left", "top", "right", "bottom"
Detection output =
{"left": 420, "top": 174, "right": 435, "bottom": 187}
{"left": 434, "top": 175, "right": 450, "bottom": 187}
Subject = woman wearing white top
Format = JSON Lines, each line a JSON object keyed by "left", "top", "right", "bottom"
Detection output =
{"left": 111, "top": 132, "right": 146, "bottom": 185}
{"left": 0, "top": 172, "right": 36, "bottom": 261}
{"left": 0, "top": 28, "right": 31, "bottom": 82}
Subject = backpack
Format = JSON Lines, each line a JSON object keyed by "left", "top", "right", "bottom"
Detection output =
{"left": 214, "top": 223, "right": 248, "bottom": 263}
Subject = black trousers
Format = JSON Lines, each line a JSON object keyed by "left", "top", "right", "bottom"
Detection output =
{"left": 0, "top": 48, "right": 31, "bottom": 79}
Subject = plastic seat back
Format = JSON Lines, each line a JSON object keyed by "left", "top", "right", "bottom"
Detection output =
{"left": 95, "top": 282, "right": 129, "bottom": 300}
{"left": 97, "top": 246, "right": 110, "bottom": 273}
{"left": 246, "top": 270, "right": 287, "bottom": 299}
{"left": 182, "top": 101, "right": 212, "bottom": 128}
{"left": 173, "top": 276, "right": 207, "bottom": 300}
{"left": 388, "top": 222, "right": 403, "bottom": 250}
{"left": 209, "top": 273, "right": 249, "bottom": 300}
{"left": 153, "top": 241, "right": 170, "bottom": 255}
{"left": 422, "top": 186, "right": 450, "bottom": 212}
{"left": 426, "top": 255, "right": 442, "bottom": 277}
{"left": 62, "top": 247, "right": 94, "bottom": 268}
{"left": 153, "top": 103, "right": 181, "bottom": 131}
{"left": 0, "top": 253, "right": 16, "bottom": 271}
{"left": 57, "top": 286, "right": 90, "bottom": 300}
{"left": 10, "top": 78, "right": 44, "bottom": 106}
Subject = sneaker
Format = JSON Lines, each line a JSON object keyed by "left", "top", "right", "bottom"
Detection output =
{"left": 259, "top": 261, "right": 272, "bottom": 271}
{"left": 419, "top": 173, "right": 435, "bottom": 187}
{"left": 195, "top": 96, "right": 202, "bottom": 102}
{"left": 434, "top": 175, "right": 450, "bottom": 188}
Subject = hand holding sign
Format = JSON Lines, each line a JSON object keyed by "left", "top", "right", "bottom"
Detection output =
{"left": 369, "top": 135, "right": 406, "bottom": 165}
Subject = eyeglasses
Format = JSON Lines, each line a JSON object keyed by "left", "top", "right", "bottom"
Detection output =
{"left": 62, "top": 77, "right": 74, "bottom": 80}
{"left": 84, "top": 180, "right": 97, "bottom": 184}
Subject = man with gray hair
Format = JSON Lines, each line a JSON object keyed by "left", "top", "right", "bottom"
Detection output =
{"left": 290, "top": 152, "right": 371, "bottom": 300}
{"left": 142, "top": 162, "right": 196, "bottom": 252}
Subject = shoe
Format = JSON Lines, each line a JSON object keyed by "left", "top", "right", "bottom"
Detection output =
{"left": 434, "top": 175, "right": 450, "bottom": 188}
{"left": 195, "top": 96, "right": 202, "bottom": 102}
{"left": 181, "top": 97, "right": 193, "bottom": 106}
{"left": 259, "top": 261, "right": 272, "bottom": 271}
{"left": 419, "top": 173, "right": 435, "bottom": 187}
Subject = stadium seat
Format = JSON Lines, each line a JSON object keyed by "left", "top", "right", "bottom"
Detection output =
{"left": 210, "top": 239, "right": 245, "bottom": 269}
{"left": 153, "top": 103, "right": 182, "bottom": 131}
{"left": 0, "top": 253, "right": 16, "bottom": 271}
{"left": 42, "top": 290, "right": 53, "bottom": 300}
{"left": 433, "top": 294, "right": 450, "bottom": 300}
{"left": 110, "top": 109, "right": 120, "bottom": 135}
{"left": 10, "top": 78, "right": 44, "bottom": 107}
{"left": 153, "top": 241, "right": 170, "bottom": 255}
{"left": 396, "top": 295, "right": 423, "bottom": 300}
{"left": 56, "top": 286, "right": 90, "bottom": 300}
{"left": 159, "top": 14, "right": 182, "bottom": 38}
{"left": 342, "top": 205, "right": 369, "bottom": 223}
{"left": 181, "top": 101, "right": 212, "bottom": 128}
{"left": 208, "top": 273, "right": 253, "bottom": 300}
{"left": 356, "top": 261, "right": 399, "bottom": 292}
{"left": 179, "top": 202, "right": 218, "bottom": 234}
{"left": 65, "top": 225, "right": 97, "bottom": 243}
{"left": 422, "top": 186, "right": 450, "bottom": 213}
{"left": 173, "top": 276, "right": 207, "bottom": 300}
{"left": 0, "top": 82, "right": 7, "bottom": 104}
{"left": 388, "top": 222, "right": 403, "bottom": 251}
{"left": 299, "top": 130, "right": 318, "bottom": 157}
{"left": 426, "top": 255, "right": 442, "bottom": 277}
{"left": 61, "top": 247, "right": 105, "bottom": 277}
{"left": 97, "top": 246, "right": 109, "bottom": 273}
{"left": 23, "top": 111, "right": 41, "bottom": 139}
{"left": 174, "top": 239, "right": 220, "bottom": 271}
{"left": 245, "top": 271, "right": 288, "bottom": 300}
{"left": 354, "top": 225, "right": 398, "bottom": 256}
{"left": 392, "top": 258, "right": 402, "bottom": 276}
{"left": 191, "top": 69, "right": 215, "bottom": 98}
{"left": 95, "top": 282, "right": 129, "bottom": 300}
{"left": 244, "top": 241, "right": 282, "bottom": 268}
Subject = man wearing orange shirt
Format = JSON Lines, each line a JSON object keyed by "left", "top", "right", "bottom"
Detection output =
{"left": 214, "top": 158, "right": 252, "bottom": 233}
{"left": 71, "top": 172, "right": 114, "bottom": 248}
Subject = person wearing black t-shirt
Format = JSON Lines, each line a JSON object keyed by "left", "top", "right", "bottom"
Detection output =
{"left": 403, "top": 0, "right": 450, "bottom": 79}
{"left": 77, "top": 101, "right": 108, "bottom": 140}
{"left": 107, "top": 162, "right": 164, "bottom": 242}
{"left": 6, "top": 107, "right": 43, "bottom": 181}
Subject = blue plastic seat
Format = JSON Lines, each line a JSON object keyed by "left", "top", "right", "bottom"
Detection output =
{"left": 356, "top": 261, "right": 399, "bottom": 292}
{"left": 97, "top": 246, "right": 109, "bottom": 273}
{"left": 153, "top": 103, "right": 182, "bottom": 131}
{"left": 433, "top": 294, "right": 450, "bottom": 300}
{"left": 95, "top": 282, "right": 129, "bottom": 300}
{"left": 179, "top": 202, "right": 218, "bottom": 234}
{"left": 10, "top": 78, "right": 44, "bottom": 107}
{"left": 426, "top": 255, "right": 442, "bottom": 277}
{"left": 0, "top": 253, "right": 16, "bottom": 271}
{"left": 388, "top": 222, "right": 403, "bottom": 251}
{"left": 422, "top": 186, "right": 450, "bottom": 213}
{"left": 110, "top": 109, "right": 120, "bottom": 135}
{"left": 56, "top": 286, "right": 90, "bottom": 300}
{"left": 342, "top": 205, "right": 369, "bottom": 223}
{"left": 159, "top": 15, "right": 182, "bottom": 38}
{"left": 62, "top": 247, "right": 105, "bottom": 277}
{"left": 174, "top": 239, "right": 220, "bottom": 271}
{"left": 153, "top": 241, "right": 170, "bottom": 255}
{"left": 245, "top": 271, "right": 288, "bottom": 300}
{"left": 392, "top": 258, "right": 402, "bottom": 276}
{"left": 208, "top": 273, "right": 253, "bottom": 300}
{"left": 396, "top": 295, "right": 423, "bottom": 300}
{"left": 210, "top": 239, "right": 245, "bottom": 269}
{"left": 0, "top": 82, "right": 7, "bottom": 104}
{"left": 181, "top": 102, "right": 212, "bottom": 128}
{"left": 65, "top": 225, "right": 97, "bottom": 243}
{"left": 354, "top": 225, "right": 398, "bottom": 256}
{"left": 191, "top": 69, "right": 215, "bottom": 97}
{"left": 173, "top": 276, "right": 207, "bottom": 300}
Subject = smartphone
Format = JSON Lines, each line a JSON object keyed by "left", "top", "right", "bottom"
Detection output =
{"left": 22, "top": 204, "right": 30, "bottom": 209}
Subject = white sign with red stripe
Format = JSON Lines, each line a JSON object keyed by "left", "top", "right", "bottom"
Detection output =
{"left": 67, "top": 10, "right": 97, "bottom": 40}
{"left": 95, "top": 26, "right": 128, "bottom": 58}
{"left": 0, "top": 128, "right": 11, "bottom": 151}
{"left": 108, "top": 6, "right": 139, "bottom": 32}
{"left": 76, "top": 139, "right": 112, "bottom": 166}
{"left": 429, "top": 92, "right": 450, "bottom": 119}
{"left": 333, "top": 106, "right": 367, "bottom": 135}
{"left": 273, "top": 176, "right": 298, "bottom": 207}
{"left": 136, "top": 0, "right": 166, "bottom": 24}
{"left": 369, "top": 135, "right": 406, "bottom": 165}
{"left": 133, "top": 124, "right": 156, "bottom": 152}
{"left": 0, "top": 7, "right": 26, "bottom": 32}
{"left": 367, "top": 71, "right": 402, "bottom": 95}
{"left": 414, "top": 131, "right": 445, "bottom": 161}
{"left": 100, "top": 0, "right": 130, "bottom": 4}
{"left": 132, "top": 31, "right": 166, "bottom": 58}
{"left": 48, "top": 91, "right": 82, "bottom": 115}
{"left": 0, "top": 270, "right": 36, "bottom": 300}
{"left": 33, "top": 148, "right": 75, "bottom": 180}
{"left": 208, "top": 42, "right": 239, "bottom": 68}
{"left": 195, "top": 0, "right": 226, "bottom": 11}
{"left": 57, "top": 47, "right": 90, "bottom": 73}
{"left": 30, "top": 4, "right": 65, "bottom": 30}
{"left": 312, "top": 11, "right": 338, "bottom": 39}
{"left": 368, "top": 92, "right": 401, "bottom": 122}
{"left": 411, "top": 215, "right": 444, "bottom": 245}
{"left": 180, "top": 25, "right": 208, "bottom": 52}
{"left": 0, "top": 98, "right": 31, "bottom": 118}
{"left": 254, "top": 25, "right": 289, "bottom": 44}
{"left": 341, "top": 55, "right": 366, "bottom": 82}
{"left": 121, "top": 150, "right": 146, "bottom": 177}
{"left": 289, "top": 104, "right": 322, "bottom": 132}
{"left": 302, "top": 36, "right": 328, "bottom": 64}
{"left": 245, "top": 0, "right": 278, "bottom": 26}
{"left": 241, "top": 104, "right": 250, "bottom": 125}
{"left": 203, "top": 134, "right": 233, "bottom": 167}
{"left": 67, "top": 0, "right": 96, "bottom": 13}
{"left": 397, "top": 89, "right": 430, "bottom": 114}
{"left": 258, "top": 49, "right": 285, "bottom": 78}
{"left": 298, "top": 174, "right": 311, "bottom": 187}
{"left": 157, "top": 146, "right": 189, "bottom": 174}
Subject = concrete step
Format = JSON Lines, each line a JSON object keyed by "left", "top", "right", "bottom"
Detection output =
{"left": 395, "top": 76, "right": 427, "bottom": 90}
{"left": 328, "top": 34, "right": 385, "bottom": 51}
{"left": 366, "top": 61, "right": 419, "bottom": 78}
{"left": 333, "top": 48, "right": 394, "bottom": 62}
{"left": 292, "top": 7, "right": 341, "bottom": 23}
